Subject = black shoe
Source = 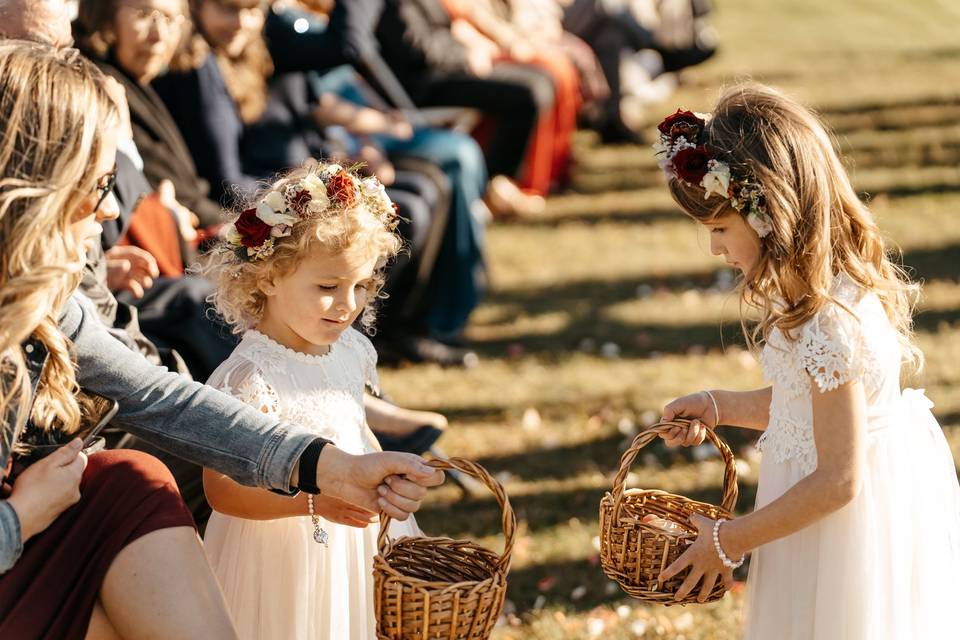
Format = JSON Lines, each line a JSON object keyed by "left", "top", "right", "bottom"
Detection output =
{"left": 597, "top": 120, "right": 646, "bottom": 146}
{"left": 376, "top": 334, "right": 480, "bottom": 368}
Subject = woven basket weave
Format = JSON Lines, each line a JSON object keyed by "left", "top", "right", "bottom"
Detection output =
{"left": 374, "top": 458, "right": 515, "bottom": 639}
{"left": 599, "top": 420, "right": 739, "bottom": 605}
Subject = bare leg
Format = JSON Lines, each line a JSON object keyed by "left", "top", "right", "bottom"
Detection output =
{"left": 85, "top": 601, "right": 122, "bottom": 640}
{"left": 99, "top": 526, "right": 238, "bottom": 640}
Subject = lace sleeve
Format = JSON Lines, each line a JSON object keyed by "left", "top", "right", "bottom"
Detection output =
{"left": 207, "top": 357, "right": 280, "bottom": 417}
{"left": 348, "top": 329, "right": 381, "bottom": 395}
{"left": 797, "top": 302, "right": 864, "bottom": 393}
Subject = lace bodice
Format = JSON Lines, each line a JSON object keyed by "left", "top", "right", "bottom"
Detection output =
{"left": 756, "top": 274, "right": 905, "bottom": 475}
{"left": 206, "top": 327, "right": 381, "bottom": 455}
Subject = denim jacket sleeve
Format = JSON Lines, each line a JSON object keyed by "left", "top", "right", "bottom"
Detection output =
{"left": 0, "top": 501, "right": 22, "bottom": 574}
{"left": 65, "top": 293, "right": 316, "bottom": 493}
{"left": 0, "top": 295, "right": 319, "bottom": 573}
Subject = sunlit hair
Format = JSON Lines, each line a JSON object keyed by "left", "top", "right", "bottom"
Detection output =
{"left": 667, "top": 82, "right": 921, "bottom": 367}
{"left": 199, "top": 161, "right": 404, "bottom": 334}
{"left": 0, "top": 41, "right": 119, "bottom": 448}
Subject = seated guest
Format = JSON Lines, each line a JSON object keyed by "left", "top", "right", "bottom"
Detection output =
{"left": 152, "top": 0, "right": 479, "bottom": 363}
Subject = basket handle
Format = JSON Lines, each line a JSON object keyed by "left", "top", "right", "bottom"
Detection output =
{"left": 610, "top": 419, "right": 738, "bottom": 518}
{"left": 377, "top": 457, "right": 517, "bottom": 575}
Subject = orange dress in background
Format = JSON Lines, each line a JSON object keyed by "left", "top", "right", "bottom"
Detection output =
{"left": 443, "top": 0, "right": 581, "bottom": 195}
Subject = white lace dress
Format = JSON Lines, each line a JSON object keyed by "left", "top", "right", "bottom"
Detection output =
{"left": 742, "top": 274, "right": 960, "bottom": 639}
{"left": 203, "top": 328, "right": 419, "bottom": 640}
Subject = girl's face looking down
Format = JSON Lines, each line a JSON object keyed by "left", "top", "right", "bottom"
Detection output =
{"left": 703, "top": 211, "right": 762, "bottom": 277}
{"left": 257, "top": 244, "right": 380, "bottom": 356}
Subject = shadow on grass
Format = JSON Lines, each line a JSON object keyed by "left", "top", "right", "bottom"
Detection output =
{"left": 461, "top": 242, "right": 960, "bottom": 361}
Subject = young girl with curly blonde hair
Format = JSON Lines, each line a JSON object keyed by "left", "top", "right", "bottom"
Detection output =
{"left": 200, "top": 161, "right": 423, "bottom": 639}
{"left": 653, "top": 83, "right": 960, "bottom": 638}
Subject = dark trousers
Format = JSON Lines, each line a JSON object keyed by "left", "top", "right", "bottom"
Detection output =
{"left": 417, "top": 63, "right": 555, "bottom": 179}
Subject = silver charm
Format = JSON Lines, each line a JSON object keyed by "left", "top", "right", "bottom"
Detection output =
{"left": 307, "top": 494, "right": 329, "bottom": 547}
{"left": 313, "top": 521, "right": 329, "bottom": 546}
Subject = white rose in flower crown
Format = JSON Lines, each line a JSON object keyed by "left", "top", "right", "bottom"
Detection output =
{"left": 226, "top": 224, "right": 243, "bottom": 246}
{"left": 256, "top": 194, "right": 298, "bottom": 227}
{"left": 270, "top": 225, "right": 292, "bottom": 238}
{"left": 302, "top": 173, "right": 330, "bottom": 213}
{"left": 701, "top": 160, "right": 731, "bottom": 200}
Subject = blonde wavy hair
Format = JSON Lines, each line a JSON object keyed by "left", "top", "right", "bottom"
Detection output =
{"left": 200, "top": 161, "right": 404, "bottom": 334}
{"left": 0, "top": 41, "right": 119, "bottom": 447}
{"left": 667, "top": 82, "right": 920, "bottom": 365}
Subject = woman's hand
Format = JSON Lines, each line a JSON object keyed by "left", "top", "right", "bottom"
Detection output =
{"left": 310, "top": 495, "right": 376, "bottom": 528}
{"left": 659, "top": 513, "right": 734, "bottom": 602}
{"left": 659, "top": 391, "right": 718, "bottom": 447}
{"left": 7, "top": 439, "right": 88, "bottom": 543}
{"left": 106, "top": 245, "right": 159, "bottom": 298}
{"left": 316, "top": 447, "right": 444, "bottom": 521}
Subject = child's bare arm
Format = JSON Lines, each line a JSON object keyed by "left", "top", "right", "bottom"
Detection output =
{"left": 660, "top": 379, "right": 866, "bottom": 601}
{"left": 711, "top": 379, "right": 865, "bottom": 558}
{"left": 659, "top": 387, "right": 771, "bottom": 447}
{"left": 203, "top": 468, "right": 375, "bottom": 527}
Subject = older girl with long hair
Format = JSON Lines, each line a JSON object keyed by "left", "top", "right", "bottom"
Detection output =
{"left": 653, "top": 83, "right": 960, "bottom": 638}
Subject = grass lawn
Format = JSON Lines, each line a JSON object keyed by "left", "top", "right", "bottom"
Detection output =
{"left": 376, "top": 1, "right": 960, "bottom": 637}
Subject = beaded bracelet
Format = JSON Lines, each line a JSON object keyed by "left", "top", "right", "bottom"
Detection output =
{"left": 712, "top": 518, "right": 745, "bottom": 569}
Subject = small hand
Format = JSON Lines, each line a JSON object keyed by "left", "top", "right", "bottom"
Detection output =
{"left": 658, "top": 513, "right": 734, "bottom": 602}
{"left": 466, "top": 46, "right": 494, "bottom": 77}
{"left": 157, "top": 180, "right": 200, "bottom": 241}
{"left": 105, "top": 245, "right": 159, "bottom": 298}
{"left": 385, "top": 111, "right": 415, "bottom": 140}
{"left": 659, "top": 391, "right": 718, "bottom": 447}
{"left": 309, "top": 494, "right": 376, "bottom": 528}
{"left": 7, "top": 439, "right": 88, "bottom": 543}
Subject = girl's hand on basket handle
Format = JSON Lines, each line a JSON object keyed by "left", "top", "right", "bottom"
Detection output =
{"left": 659, "top": 513, "right": 734, "bottom": 602}
{"left": 660, "top": 392, "right": 717, "bottom": 447}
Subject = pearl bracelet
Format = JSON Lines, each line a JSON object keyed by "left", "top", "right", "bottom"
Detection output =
{"left": 712, "top": 518, "right": 745, "bottom": 569}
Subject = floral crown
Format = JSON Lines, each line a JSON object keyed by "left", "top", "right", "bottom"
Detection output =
{"left": 224, "top": 163, "right": 400, "bottom": 261}
{"left": 653, "top": 109, "right": 772, "bottom": 238}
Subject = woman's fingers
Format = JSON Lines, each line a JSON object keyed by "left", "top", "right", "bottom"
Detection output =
{"left": 384, "top": 475, "right": 428, "bottom": 502}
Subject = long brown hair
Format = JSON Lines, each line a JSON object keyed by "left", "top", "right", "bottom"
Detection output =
{"left": 0, "top": 41, "right": 119, "bottom": 445}
{"left": 668, "top": 82, "right": 920, "bottom": 364}
{"left": 172, "top": 0, "right": 273, "bottom": 124}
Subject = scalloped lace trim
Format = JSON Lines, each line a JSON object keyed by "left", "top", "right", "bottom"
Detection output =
{"left": 757, "top": 413, "right": 818, "bottom": 476}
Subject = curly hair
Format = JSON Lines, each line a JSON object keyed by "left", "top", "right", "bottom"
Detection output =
{"left": 667, "top": 82, "right": 921, "bottom": 367}
{"left": 0, "top": 42, "right": 119, "bottom": 448}
{"left": 199, "top": 161, "right": 404, "bottom": 334}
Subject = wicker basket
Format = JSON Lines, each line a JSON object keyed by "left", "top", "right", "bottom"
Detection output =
{"left": 599, "top": 420, "right": 739, "bottom": 605}
{"left": 373, "top": 457, "right": 515, "bottom": 639}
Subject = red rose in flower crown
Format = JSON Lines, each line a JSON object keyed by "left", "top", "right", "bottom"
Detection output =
{"left": 234, "top": 207, "right": 272, "bottom": 248}
{"left": 671, "top": 146, "right": 713, "bottom": 184}
{"left": 288, "top": 189, "right": 312, "bottom": 216}
{"left": 326, "top": 170, "right": 357, "bottom": 207}
{"left": 657, "top": 109, "right": 705, "bottom": 140}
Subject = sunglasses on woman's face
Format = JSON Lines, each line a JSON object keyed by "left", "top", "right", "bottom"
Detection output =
{"left": 93, "top": 166, "right": 118, "bottom": 213}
